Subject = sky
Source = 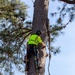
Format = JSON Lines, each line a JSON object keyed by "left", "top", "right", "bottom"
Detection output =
{"left": 15, "top": 0, "right": 75, "bottom": 75}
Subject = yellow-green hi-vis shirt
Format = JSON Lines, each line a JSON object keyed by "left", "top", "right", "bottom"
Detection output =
{"left": 28, "top": 34, "right": 43, "bottom": 46}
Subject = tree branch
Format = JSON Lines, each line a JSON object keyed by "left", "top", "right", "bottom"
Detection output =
{"left": 46, "top": 18, "right": 51, "bottom": 75}
{"left": 60, "top": 0, "right": 75, "bottom": 4}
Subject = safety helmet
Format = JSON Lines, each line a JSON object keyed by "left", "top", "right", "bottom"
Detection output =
{"left": 36, "top": 30, "right": 41, "bottom": 36}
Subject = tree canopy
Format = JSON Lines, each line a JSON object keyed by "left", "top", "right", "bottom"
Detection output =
{"left": 0, "top": 0, "right": 31, "bottom": 75}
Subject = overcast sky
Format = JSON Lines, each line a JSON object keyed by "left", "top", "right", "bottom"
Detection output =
{"left": 15, "top": 0, "right": 75, "bottom": 75}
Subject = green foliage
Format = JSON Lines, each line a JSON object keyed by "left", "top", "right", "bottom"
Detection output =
{"left": 0, "top": 21, "right": 31, "bottom": 74}
{"left": 0, "top": 0, "right": 28, "bottom": 24}
{"left": 0, "top": 0, "right": 32, "bottom": 75}
{"left": 49, "top": 1, "right": 75, "bottom": 54}
{"left": 50, "top": 46, "right": 61, "bottom": 54}
{"left": 50, "top": 2, "right": 75, "bottom": 26}
{"left": 47, "top": 25, "right": 65, "bottom": 54}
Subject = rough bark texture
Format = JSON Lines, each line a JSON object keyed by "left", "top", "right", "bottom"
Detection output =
{"left": 27, "top": 0, "right": 49, "bottom": 75}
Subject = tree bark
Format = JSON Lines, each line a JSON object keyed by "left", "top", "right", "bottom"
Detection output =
{"left": 27, "top": 0, "right": 49, "bottom": 75}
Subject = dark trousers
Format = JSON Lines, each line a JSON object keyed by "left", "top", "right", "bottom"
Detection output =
{"left": 26, "top": 44, "right": 38, "bottom": 70}
{"left": 27, "top": 44, "right": 37, "bottom": 59}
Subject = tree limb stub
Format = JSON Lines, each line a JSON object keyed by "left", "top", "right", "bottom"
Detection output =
{"left": 60, "top": 0, "right": 75, "bottom": 4}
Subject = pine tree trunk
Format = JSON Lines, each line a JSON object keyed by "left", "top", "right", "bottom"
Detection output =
{"left": 27, "top": 0, "right": 49, "bottom": 75}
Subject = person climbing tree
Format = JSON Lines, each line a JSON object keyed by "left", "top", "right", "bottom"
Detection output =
{"left": 25, "top": 30, "right": 46, "bottom": 71}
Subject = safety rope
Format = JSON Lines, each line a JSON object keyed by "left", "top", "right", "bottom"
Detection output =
{"left": 34, "top": 46, "right": 40, "bottom": 75}
{"left": 34, "top": 46, "right": 39, "bottom": 68}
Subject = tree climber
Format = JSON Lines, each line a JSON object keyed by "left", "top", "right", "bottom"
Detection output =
{"left": 25, "top": 30, "right": 46, "bottom": 71}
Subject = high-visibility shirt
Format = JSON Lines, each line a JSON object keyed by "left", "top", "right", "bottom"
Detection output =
{"left": 28, "top": 34, "right": 43, "bottom": 46}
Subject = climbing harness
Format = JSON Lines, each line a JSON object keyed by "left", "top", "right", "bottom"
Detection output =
{"left": 34, "top": 46, "right": 40, "bottom": 75}
{"left": 34, "top": 47, "right": 39, "bottom": 69}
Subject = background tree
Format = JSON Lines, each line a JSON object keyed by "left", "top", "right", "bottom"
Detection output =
{"left": 0, "top": 0, "right": 31, "bottom": 75}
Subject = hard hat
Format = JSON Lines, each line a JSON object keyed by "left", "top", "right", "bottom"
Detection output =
{"left": 36, "top": 30, "right": 41, "bottom": 36}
